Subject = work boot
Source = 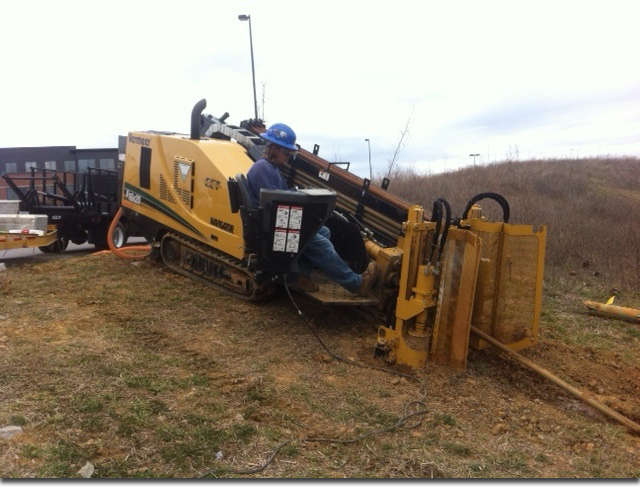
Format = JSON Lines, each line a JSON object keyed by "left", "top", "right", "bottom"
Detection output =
{"left": 292, "top": 275, "right": 320, "bottom": 293}
{"left": 357, "top": 261, "right": 380, "bottom": 297}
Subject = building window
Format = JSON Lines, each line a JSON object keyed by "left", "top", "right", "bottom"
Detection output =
{"left": 78, "top": 159, "right": 95, "bottom": 173}
{"left": 99, "top": 158, "right": 115, "bottom": 170}
{"left": 64, "top": 160, "right": 76, "bottom": 172}
{"left": 44, "top": 160, "right": 57, "bottom": 170}
{"left": 25, "top": 161, "right": 37, "bottom": 171}
{"left": 4, "top": 162, "right": 17, "bottom": 174}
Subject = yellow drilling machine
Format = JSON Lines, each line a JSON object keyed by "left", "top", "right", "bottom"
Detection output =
{"left": 119, "top": 100, "right": 546, "bottom": 371}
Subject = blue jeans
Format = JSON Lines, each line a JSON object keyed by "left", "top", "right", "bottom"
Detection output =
{"left": 298, "top": 226, "right": 362, "bottom": 293}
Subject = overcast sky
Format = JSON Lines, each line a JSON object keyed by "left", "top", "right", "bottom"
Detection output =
{"left": 1, "top": 0, "right": 638, "bottom": 177}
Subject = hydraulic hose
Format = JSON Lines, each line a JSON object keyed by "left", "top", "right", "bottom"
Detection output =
{"left": 107, "top": 207, "right": 150, "bottom": 260}
{"left": 434, "top": 198, "right": 451, "bottom": 260}
{"left": 429, "top": 200, "right": 442, "bottom": 263}
{"left": 428, "top": 198, "right": 452, "bottom": 263}
{"left": 462, "top": 192, "right": 510, "bottom": 223}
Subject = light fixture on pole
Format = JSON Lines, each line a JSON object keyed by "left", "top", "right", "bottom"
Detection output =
{"left": 238, "top": 14, "right": 258, "bottom": 121}
{"left": 365, "top": 138, "right": 372, "bottom": 179}
{"left": 469, "top": 153, "right": 480, "bottom": 166}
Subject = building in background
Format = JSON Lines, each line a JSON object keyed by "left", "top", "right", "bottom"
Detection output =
{"left": 0, "top": 146, "right": 118, "bottom": 200}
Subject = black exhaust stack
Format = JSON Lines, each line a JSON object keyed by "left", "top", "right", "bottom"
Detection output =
{"left": 191, "top": 99, "right": 207, "bottom": 140}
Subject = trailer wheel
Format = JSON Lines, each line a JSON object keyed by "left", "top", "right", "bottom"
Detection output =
{"left": 111, "top": 222, "right": 127, "bottom": 249}
{"left": 39, "top": 238, "right": 69, "bottom": 253}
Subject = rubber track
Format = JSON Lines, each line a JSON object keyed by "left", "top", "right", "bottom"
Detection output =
{"left": 161, "top": 232, "right": 267, "bottom": 302}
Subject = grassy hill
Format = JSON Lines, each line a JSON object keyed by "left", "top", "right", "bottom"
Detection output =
{"left": 385, "top": 157, "right": 640, "bottom": 291}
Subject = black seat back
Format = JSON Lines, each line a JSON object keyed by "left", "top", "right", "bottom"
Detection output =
{"left": 227, "top": 173, "right": 258, "bottom": 253}
{"left": 235, "top": 173, "right": 254, "bottom": 210}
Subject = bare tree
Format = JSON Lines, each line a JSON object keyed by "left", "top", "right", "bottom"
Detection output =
{"left": 385, "top": 106, "right": 414, "bottom": 178}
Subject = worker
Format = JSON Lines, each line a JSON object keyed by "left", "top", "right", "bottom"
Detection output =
{"left": 246, "top": 123, "right": 379, "bottom": 296}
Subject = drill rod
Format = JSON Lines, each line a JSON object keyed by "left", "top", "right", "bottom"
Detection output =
{"left": 470, "top": 325, "right": 640, "bottom": 434}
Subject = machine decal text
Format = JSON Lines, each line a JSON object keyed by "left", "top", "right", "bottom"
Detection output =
{"left": 128, "top": 133, "right": 151, "bottom": 147}
{"left": 124, "top": 188, "right": 142, "bottom": 205}
{"left": 210, "top": 217, "right": 234, "bottom": 234}
{"left": 204, "top": 177, "right": 220, "bottom": 190}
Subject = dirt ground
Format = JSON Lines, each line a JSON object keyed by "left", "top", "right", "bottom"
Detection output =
{"left": 1, "top": 252, "right": 639, "bottom": 478}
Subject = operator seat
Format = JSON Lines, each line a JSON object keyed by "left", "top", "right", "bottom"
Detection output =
{"left": 227, "top": 173, "right": 257, "bottom": 253}
{"left": 235, "top": 173, "right": 254, "bottom": 210}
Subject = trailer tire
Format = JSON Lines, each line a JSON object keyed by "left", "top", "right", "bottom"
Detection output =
{"left": 39, "top": 238, "right": 69, "bottom": 253}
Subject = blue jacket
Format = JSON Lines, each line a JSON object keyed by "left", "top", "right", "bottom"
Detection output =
{"left": 246, "top": 158, "right": 290, "bottom": 207}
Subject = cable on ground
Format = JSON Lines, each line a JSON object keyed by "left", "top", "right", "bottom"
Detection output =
{"left": 197, "top": 277, "right": 430, "bottom": 478}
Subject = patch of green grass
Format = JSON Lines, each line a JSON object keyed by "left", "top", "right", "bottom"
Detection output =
{"left": 328, "top": 389, "right": 398, "bottom": 428}
{"left": 244, "top": 377, "right": 275, "bottom": 404}
{"left": 495, "top": 449, "right": 531, "bottom": 476}
{"left": 422, "top": 432, "right": 440, "bottom": 445}
{"left": 620, "top": 324, "right": 640, "bottom": 339}
{"left": 230, "top": 423, "right": 258, "bottom": 443}
{"left": 184, "top": 413, "right": 209, "bottom": 426}
{"left": 279, "top": 442, "right": 300, "bottom": 458}
{"left": 534, "top": 453, "right": 551, "bottom": 464}
{"left": 38, "top": 441, "right": 86, "bottom": 478}
{"left": 158, "top": 425, "right": 228, "bottom": 470}
{"left": 38, "top": 461, "right": 74, "bottom": 478}
{"left": 468, "top": 462, "right": 482, "bottom": 473}
{"left": 333, "top": 364, "right": 350, "bottom": 377}
{"left": 260, "top": 426, "right": 285, "bottom": 443}
{"left": 443, "top": 441, "right": 474, "bottom": 457}
{"left": 10, "top": 415, "right": 28, "bottom": 426}
{"left": 156, "top": 422, "right": 185, "bottom": 443}
{"left": 20, "top": 444, "right": 42, "bottom": 459}
{"left": 149, "top": 398, "right": 169, "bottom": 414}
{"left": 287, "top": 384, "right": 312, "bottom": 403}
{"left": 115, "top": 398, "right": 156, "bottom": 437}
{"left": 189, "top": 374, "right": 210, "bottom": 386}
{"left": 73, "top": 394, "right": 106, "bottom": 413}
{"left": 380, "top": 441, "right": 395, "bottom": 452}
{"left": 83, "top": 415, "right": 107, "bottom": 433}
{"left": 582, "top": 454, "right": 607, "bottom": 478}
{"left": 435, "top": 413, "right": 457, "bottom": 427}
{"left": 124, "top": 374, "right": 169, "bottom": 394}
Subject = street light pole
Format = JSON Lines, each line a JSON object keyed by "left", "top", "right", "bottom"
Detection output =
{"left": 469, "top": 153, "right": 479, "bottom": 166}
{"left": 238, "top": 14, "right": 258, "bottom": 121}
{"left": 365, "top": 138, "right": 372, "bottom": 179}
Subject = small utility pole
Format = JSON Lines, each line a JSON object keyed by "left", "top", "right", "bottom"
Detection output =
{"left": 365, "top": 138, "right": 372, "bottom": 179}
{"left": 238, "top": 14, "right": 258, "bottom": 120}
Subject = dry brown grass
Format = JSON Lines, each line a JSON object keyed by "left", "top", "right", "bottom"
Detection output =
{"left": 385, "top": 157, "right": 640, "bottom": 290}
{"left": 1, "top": 252, "right": 639, "bottom": 478}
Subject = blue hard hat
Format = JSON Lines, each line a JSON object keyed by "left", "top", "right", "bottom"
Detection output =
{"left": 260, "top": 123, "right": 298, "bottom": 151}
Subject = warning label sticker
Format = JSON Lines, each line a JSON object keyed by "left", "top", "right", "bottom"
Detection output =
{"left": 289, "top": 206, "right": 303, "bottom": 230}
{"left": 285, "top": 230, "right": 300, "bottom": 253}
{"left": 275, "top": 205, "right": 290, "bottom": 229}
{"left": 273, "top": 229, "right": 287, "bottom": 252}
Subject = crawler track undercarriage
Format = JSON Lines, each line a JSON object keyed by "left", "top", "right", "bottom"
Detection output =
{"left": 159, "top": 232, "right": 268, "bottom": 301}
